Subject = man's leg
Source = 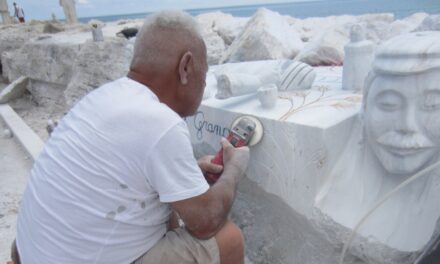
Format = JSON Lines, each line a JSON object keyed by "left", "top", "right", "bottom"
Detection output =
{"left": 134, "top": 219, "right": 244, "bottom": 264}
{"left": 11, "top": 240, "right": 21, "bottom": 264}
{"left": 215, "top": 220, "right": 245, "bottom": 264}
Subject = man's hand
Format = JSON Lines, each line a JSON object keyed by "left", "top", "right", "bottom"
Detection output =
{"left": 170, "top": 138, "right": 250, "bottom": 240}
{"left": 197, "top": 155, "right": 223, "bottom": 176}
{"left": 220, "top": 138, "right": 249, "bottom": 182}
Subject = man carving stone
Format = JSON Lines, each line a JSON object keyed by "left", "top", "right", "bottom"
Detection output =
{"left": 317, "top": 31, "right": 440, "bottom": 261}
{"left": 59, "top": 0, "right": 77, "bottom": 24}
{"left": 12, "top": 10, "right": 248, "bottom": 264}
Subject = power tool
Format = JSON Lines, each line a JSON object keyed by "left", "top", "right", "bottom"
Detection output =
{"left": 206, "top": 115, "right": 264, "bottom": 184}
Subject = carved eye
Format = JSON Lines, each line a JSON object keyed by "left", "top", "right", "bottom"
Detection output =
{"left": 375, "top": 91, "right": 403, "bottom": 112}
{"left": 421, "top": 91, "right": 440, "bottom": 111}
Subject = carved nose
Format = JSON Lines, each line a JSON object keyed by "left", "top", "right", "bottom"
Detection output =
{"left": 397, "top": 107, "right": 418, "bottom": 134}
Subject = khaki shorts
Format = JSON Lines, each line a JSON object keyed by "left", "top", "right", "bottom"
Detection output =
{"left": 134, "top": 227, "right": 220, "bottom": 264}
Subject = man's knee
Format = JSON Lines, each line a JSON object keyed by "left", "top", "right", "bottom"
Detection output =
{"left": 215, "top": 220, "right": 244, "bottom": 264}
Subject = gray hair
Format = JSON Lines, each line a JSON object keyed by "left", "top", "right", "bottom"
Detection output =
{"left": 131, "top": 10, "right": 203, "bottom": 69}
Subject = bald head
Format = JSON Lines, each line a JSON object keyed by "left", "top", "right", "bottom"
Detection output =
{"left": 130, "top": 10, "right": 205, "bottom": 75}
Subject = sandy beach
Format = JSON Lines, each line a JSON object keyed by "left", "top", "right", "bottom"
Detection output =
{"left": 0, "top": 119, "right": 32, "bottom": 263}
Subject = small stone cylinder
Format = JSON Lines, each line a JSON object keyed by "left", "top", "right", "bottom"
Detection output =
{"left": 258, "top": 84, "right": 278, "bottom": 109}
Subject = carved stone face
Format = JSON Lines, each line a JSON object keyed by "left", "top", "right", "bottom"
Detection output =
{"left": 365, "top": 69, "right": 440, "bottom": 176}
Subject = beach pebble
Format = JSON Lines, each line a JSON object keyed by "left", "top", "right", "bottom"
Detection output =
{"left": 46, "top": 119, "right": 58, "bottom": 135}
{"left": 3, "top": 128, "right": 13, "bottom": 138}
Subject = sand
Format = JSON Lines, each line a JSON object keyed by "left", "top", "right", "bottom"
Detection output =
{"left": 0, "top": 119, "right": 32, "bottom": 263}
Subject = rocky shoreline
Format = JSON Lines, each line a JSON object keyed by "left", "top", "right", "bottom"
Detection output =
{"left": 1, "top": 10, "right": 439, "bottom": 116}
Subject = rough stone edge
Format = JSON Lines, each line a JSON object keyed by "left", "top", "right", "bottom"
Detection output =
{"left": 0, "top": 104, "right": 44, "bottom": 161}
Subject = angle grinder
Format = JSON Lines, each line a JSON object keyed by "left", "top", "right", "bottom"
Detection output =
{"left": 206, "top": 115, "right": 264, "bottom": 184}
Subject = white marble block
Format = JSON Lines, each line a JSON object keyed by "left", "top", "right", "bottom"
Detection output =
{"left": 187, "top": 64, "right": 363, "bottom": 263}
{"left": 188, "top": 32, "right": 440, "bottom": 262}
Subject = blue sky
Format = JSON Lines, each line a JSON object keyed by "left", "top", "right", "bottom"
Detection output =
{"left": 6, "top": 0, "right": 317, "bottom": 20}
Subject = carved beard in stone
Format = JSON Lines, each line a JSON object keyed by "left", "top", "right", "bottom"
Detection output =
{"left": 364, "top": 69, "right": 440, "bottom": 177}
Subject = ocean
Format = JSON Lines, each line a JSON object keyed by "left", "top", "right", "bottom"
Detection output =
{"left": 78, "top": 0, "right": 440, "bottom": 23}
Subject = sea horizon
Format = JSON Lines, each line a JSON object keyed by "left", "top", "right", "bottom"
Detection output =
{"left": 78, "top": 0, "right": 440, "bottom": 23}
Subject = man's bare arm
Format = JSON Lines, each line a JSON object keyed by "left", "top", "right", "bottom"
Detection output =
{"left": 170, "top": 138, "right": 249, "bottom": 239}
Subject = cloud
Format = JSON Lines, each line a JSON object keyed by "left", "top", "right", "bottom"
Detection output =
{"left": 77, "top": 0, "right": 89, "bottom": 4}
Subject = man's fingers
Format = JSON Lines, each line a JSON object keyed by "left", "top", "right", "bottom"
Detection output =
{"left": 220, "top": 137, "right": 233, "bottom": 149}
{"left": 205, "top": 162, "right": 223, "bottom": 174}
{"left": 198, "top": 155, "right": 223, "bottom": 175}
{"left": 199, "top": 160, "right": 223, "bottom": 173}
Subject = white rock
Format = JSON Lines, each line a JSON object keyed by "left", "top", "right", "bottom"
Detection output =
{"left": 295, "top": 13, "right": 394, "bottom": 66}
{"left": 0, "top": 76, "right": 28, "bottom": 103}
{"left": 202, "top": 31, "right": 226, "bottom": 65}
{"left": 357, "top": 13, "right": 395, "bottom": 43}
{"left": 414, "top": 14, "right": 440, "bottom": 31}
{"left": 0, "top": 24, "right": 46, "bottom": 81}
{"left": 196, "top": 12, "right": 248, "bottom": 46}
{"left": 64, "top": 38, "right": 132, "bottom": 109}
{"left": 386, "top": 13, "right": 429, "bottom": 39}
{"left": 3, "top": 128, "right": 12, "bottom": 138}
{"left": 295, "top": 24, "right": 348, "bottom": 66}
{"left": 2, "top": 40, "right": 81, "bottom": 85}
{"left": 292, "top": 15, "right": 357, "bottom": 43}
{"left": 220, "top": 8, "right": 303, "bottom": 63}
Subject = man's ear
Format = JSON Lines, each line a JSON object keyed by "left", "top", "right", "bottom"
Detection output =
{"left": 178, "top": 51, "right": 193, "bottom": 85}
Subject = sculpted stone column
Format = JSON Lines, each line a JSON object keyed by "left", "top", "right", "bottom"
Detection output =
{"left": 0, "top": 0, "right": 10, "bottom": 24}
{"left": 59, "top": 0, "right": 77, "bottom": 24}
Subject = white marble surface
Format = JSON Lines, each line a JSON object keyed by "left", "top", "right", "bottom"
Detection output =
{"left": 188, "top": 64, "right": 361, "bottom": 218}
{"left": 318, "top": 31, "right": 440, "bottom": 254}
{"left": 187, "top": 32, "right": 440, "bottom": 261}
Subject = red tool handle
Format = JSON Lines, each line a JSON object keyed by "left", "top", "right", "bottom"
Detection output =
{"left": 205, "top": 133, "right": 247, "bottom": 185}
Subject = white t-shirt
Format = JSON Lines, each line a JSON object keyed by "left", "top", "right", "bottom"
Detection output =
{"left": 16, "top": 77, "right": 209, "bottom": 264}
